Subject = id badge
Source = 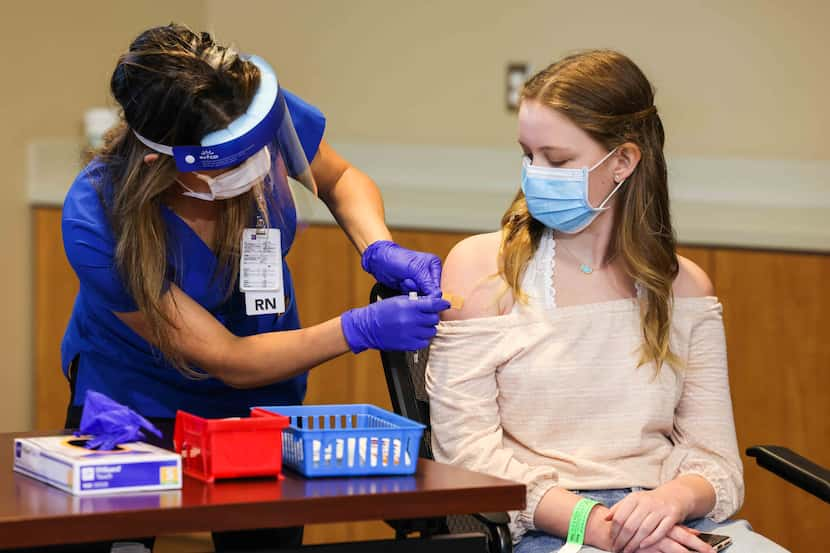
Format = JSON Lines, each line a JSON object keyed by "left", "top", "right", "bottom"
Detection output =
{"left": 240, "top": 228, "right": 284, "bottom": 315}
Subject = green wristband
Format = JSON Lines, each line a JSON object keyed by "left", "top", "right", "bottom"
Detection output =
{"left": 565, "top": 498, "right": 600, "bottom": 547}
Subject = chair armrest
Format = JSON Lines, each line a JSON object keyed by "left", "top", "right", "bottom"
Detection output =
{"left": 472, "top": 512, "right": 510, "bottom": 525}
{"left": 746, "top": 445, "right": 830, "bottom": 503}
{"left": 472, "top": 512, "right": 512, "bottom": 553}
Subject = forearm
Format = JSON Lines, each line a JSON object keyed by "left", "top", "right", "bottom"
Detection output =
{"left": 320, "top": 165, "right": 392, "bottom": 253}
{"left": 654, "top": 474, "right": 716, "bottom": 521}
{"left": 208, "top": 317, "right": 349, "bottom": 388}
{"left": 117, "top": 286, "right": 351, "bottom": 389}
{"left": 534, "top": 487, "right": 613, "bottom": 550}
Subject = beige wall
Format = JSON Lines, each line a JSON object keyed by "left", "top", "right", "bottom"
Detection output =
{"left": 2, "top": 2, "right": 828, "bottom": 429}
{"left": 0, "top": 2, "right": 206, "bottom": 431}
{"left": 206, "top": 0, "right": 829, "bottom": 160}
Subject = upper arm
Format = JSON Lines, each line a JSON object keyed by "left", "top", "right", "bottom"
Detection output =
{"left": 673, "top": 255, "right": 715, "bottom": 297}
{"left": 309, "top": 139, "right": 351, "bottom": 192}
{"left": 441, "top": 232, "right": 512, "bottom": 321}
{"left": 662, "top": 302, "right": 744, "bottom": 517}
{"left": 62, "top": 216, "right": 137, "bottom": 313}
{"left": 62, "top": 168, "right": 138, "bottom": 312}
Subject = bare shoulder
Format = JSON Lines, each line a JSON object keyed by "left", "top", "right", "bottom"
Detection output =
{"left": 673, "top": 255, "right": 715, "bottom": 297}
{"left": 441, "top": 232, "right": 511, "bottom": 320}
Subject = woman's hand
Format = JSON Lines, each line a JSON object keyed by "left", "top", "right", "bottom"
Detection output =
{"left": 605, "top": 489, "right": 689, "bottom": 552}
{"left": 637, "top": 526, "right": 715, "bottom": 553}
{"left": 340, "top": 294, "right": 450, "bottom": 353}
{"left": 362, "top": 240, "right": 442, "bottom": 296}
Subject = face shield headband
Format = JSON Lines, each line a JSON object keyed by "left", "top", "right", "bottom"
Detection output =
{"left": 132, "top": 54, "right": 316, "bottom": 194}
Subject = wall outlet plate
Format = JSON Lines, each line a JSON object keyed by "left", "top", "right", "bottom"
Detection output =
{"left": 506, "top": 62, "right": 530, "bottom": 112}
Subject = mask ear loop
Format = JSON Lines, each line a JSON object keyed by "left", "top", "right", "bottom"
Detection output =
{"left": 588, "top": 147, "right": 619, "bottom": 172}
{"left": 177, "top": 177, "right": 217, "bottom": 200}
{"left": 597, "top": 177, "right": 626, "bottom": 209}
{"left": 589, "top": 147, "right": 624, "bottom": 210}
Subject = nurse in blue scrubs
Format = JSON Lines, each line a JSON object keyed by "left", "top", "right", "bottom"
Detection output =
{"left": 56, "top": 24, "right": 448, "bottom": 552}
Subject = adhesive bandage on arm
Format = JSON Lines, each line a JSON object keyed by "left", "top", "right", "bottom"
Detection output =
{"left": 443, "top": 293, "right": 464, "bottom": 309}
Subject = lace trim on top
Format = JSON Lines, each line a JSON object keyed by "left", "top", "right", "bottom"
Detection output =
{"left": 517, "top": 227, "right": 645, "bottom": 311}
{"left": 540, "top": 228, "right": 556, "bottom": 309}
{"left": 513, "top": 228, "right": 556, "bottom": 313}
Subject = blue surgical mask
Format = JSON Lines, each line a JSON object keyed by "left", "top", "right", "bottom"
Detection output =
{"left": 521, "top": 148, "right": 624, "bottom": 233}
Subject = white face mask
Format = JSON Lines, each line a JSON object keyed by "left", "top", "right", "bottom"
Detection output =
{"left": 179, "top": 146, "right": 271, "bottom": 201}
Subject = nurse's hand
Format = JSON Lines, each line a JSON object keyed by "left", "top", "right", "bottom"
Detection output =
{"left": 361, "top": 240, "right": 442, "bottom": 296}
{"left": 341, "top": 295, "right": 450, "bottom": 353}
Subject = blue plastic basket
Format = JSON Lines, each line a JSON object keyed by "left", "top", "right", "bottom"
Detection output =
{"left": 252, "top": 404, "right": 425, "bottom": 478}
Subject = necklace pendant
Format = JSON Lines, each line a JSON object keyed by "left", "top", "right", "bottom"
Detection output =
{"left": 579, "top": 263, "right": 593, "bottom": 275}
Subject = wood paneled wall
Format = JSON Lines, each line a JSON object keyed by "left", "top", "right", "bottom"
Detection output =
{"left": 712, "top": 249, "right": 829, "bottom": 550}
{"left": 34, "top": 209, "right": 827, "bottom": 550}
{"left": 33, "top": 209, "right": 75, "bottom": 430}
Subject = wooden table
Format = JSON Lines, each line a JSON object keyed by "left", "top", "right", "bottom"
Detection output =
{"left": 0, "top": 433, "right": 525, "bottom": 549}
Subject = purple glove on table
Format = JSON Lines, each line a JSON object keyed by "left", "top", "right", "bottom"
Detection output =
{"left": 362, "top": 240, "right": 442, "bottom": 296}
{"left": 341, "top": 294, "right": 450, "bottom": 353}
{"left": 74, "top": 390, "right": 162, "bottom": 450}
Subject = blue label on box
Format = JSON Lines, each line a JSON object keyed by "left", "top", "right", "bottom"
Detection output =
{"left": 80, "top": 460, "right": 179, "bottom": 490}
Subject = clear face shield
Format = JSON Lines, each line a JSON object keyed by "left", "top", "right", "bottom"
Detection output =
{"left": 133, "top": 54, "right": 317, "bottom": 201}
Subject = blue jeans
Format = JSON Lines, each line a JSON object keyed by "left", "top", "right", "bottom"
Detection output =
{"left": 514, "top": 488, "right": 790, "bottom": 553}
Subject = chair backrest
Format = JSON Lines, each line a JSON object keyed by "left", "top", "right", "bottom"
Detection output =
{"left": 371, "top": 283, "right": 435, "bottom": 460}
{"left": 372, "top": 283, "right": 514, "bottom": 552}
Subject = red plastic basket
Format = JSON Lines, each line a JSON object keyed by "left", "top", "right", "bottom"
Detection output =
{"left": 173, "top": 409, "right": 289, "bottom": 483}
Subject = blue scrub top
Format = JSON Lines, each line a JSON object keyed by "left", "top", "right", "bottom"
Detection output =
{"left": 61, "top": 91, "right": 326, "bottom": 420}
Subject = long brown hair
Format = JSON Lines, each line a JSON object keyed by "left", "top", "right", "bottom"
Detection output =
{"left": 500, "top": 49, "right": 681, "bottom": 371}
{"left": 93, "top": 24, "right": 266, "bottom": 376}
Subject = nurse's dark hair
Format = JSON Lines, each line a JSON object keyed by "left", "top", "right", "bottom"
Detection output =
{"left": 501, "top": 49, "right": 681, "bottom": 372}
{"left": 95, "top": 23, "right": 262, "bottom": 376}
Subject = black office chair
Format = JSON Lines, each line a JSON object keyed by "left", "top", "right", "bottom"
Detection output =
{"left": 745, "top": 446, "right": 830, "bottom": 503}
{"left": 371, "top": 283, "right": 513, "bottom": 553}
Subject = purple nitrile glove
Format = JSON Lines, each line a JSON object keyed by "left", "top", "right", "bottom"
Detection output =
{"left": 75, "top": 390, "right": 162, "bottom": 450}
{"left": 341, "top": 294, "right": 450, "bottom": 353}
{"left": 361, "top": 240, "right": 442, "bottom": 296}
